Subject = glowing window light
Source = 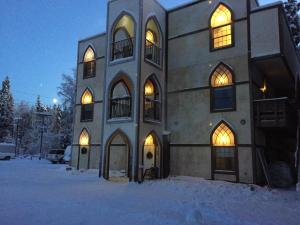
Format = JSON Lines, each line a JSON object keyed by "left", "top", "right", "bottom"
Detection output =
{"left": 146, "top": 30, "right": 155, "bottom": 45}
{"left": 81, "top": 89, "right": 93, "bottom": 105}
{"left": 212, "top": 123, "right": 235, "bottom": 147}
{"left": 211, "top": 4, "right": 232, "bottom": 48}
{"left": 145, "top": 134, "right": 154, "bottom": 146}
{"left": 84, "top": 47, "right": 95, "bottom": 62}
{"left": 145, "top": 80, "right": 154, "bottom": 96}
{"left": 211, "top": 4, "right": 232, "bottom": 28}
{"left": 260, "top": 80, "right": 267, "bottom": 93}
{"left": 211, "top": 64, "right": 233, "bottom": 87}
{"left": 79, "top": 129, "right": 90, "bottom": 146}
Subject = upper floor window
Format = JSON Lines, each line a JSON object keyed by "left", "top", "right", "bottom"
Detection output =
{"left": 144, "top": 78, "right": 160, "bottom": 121}
{"left": 210, "top": 63, "right": 235, "bottom": 112}
{"left": 212, "top": 122, "right": 236, "bottom": 173}
{"left": 210, "top": 4, "right": 233, "bottom": 50}
{"left": 79, "top": 129, "right": 90, "bottom": 146}
{"left": 111, "top": 14, "right": 135, "bottom": 61}
{"left": 83, "top": 47, "right": 96, "bottom": 78}
{"left": 81, "top": 89, "right": 94, "bottom": 122}
{"left": 110, "top": 80, "right": 131, "bottom": 119}
{"left": 145, "top": 18, "right": 162, "bottom": 66}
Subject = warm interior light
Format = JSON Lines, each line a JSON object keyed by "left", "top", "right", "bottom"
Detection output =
{"left": 145, "top": 134, "right": 154, "bottom": 146}
{"left": 79, "top": 130, "right": 89, "bottom": 146}
{"left": 213, "top": 123, "right": 235, "bottom": 147}
{"left": 82, "top": 90, "right": 93, "bottom": 105}
{"left": 211, "top": 4, "right": 231, "bottom": 27}
{"left": 211, "top": 64, "right": 233, "bottom": 87}
{"left": 260, "top": 80, "right": 267, "bottom": 93}
{"left": 146, "top": 30, "right": 155, "bottom": 45}
{"left": 145, "top": 81, "right": 154, "bottom": 96}
{"left": 84, "top": 47, "right": 95, "bottom": 62}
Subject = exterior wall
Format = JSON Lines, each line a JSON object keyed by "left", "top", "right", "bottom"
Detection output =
{"left": 137, "top": 0, "right": 167, "bottom": 180}
{"left": 167, "top": 0, "right": 254, "bottom": 183}
{"left": 101, "top": 0, "right": 142, "bottom": 180}
{"left": 71, "top": 34, "right": 106, "bottom": 170}
{"left": 250, "top": 8, "right": 280, "bottom": 58}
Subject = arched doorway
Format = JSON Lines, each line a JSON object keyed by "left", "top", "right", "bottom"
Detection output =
{"left": 143, "top": 133, "right": 160, "bottom": 180}
{"left": 104, "top": 130, "right": 131, "bottom": 182}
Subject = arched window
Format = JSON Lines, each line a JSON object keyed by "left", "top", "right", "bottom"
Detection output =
{"left": 83, "top": 47, "right": 96, "bottom": 78}
{"left": 79, "top": 129, "right": 90, "bottom": 146}
{"left": 212, "top": 122, "right": 237, "bottom": 174}
{"left": 111, "top": 14, "right": 135, "bottom": 61}
{"left": 144, "top": 78, "right": 160, "bottom": 121}
{"left": 110, "top": 80, "right": 131, "bottom": 118}
{"left": 145, "top": 18, "right": 162, "bottom": 65}
{"left": 143, "top": 133, "right": 160, "bottom": 179}
{"left": 210, "top": 63, "right": 235, "bottom": 111}
{"left": 81, "top": 89, "right": 94, "bottom": 122}
{"left": 210, "top": 4, "right": 233, "bottom": 50}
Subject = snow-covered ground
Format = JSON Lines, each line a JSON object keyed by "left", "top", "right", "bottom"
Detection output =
{"left": 0, "top": 159, "right": 299, "bottom": 225}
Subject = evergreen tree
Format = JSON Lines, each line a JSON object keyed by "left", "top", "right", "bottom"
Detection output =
{"left": 35, "top": 95, "right": 44, "bottom": 112}
{"left": 284, "top": 0, "right": 300, "bottom": 50}
{"left": 0, "top": 76, "right": 14, "bottom": 141}
{"left": 51, "top": 104, "right": 62, "bottom": 134}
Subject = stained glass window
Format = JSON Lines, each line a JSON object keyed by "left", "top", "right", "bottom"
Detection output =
{"left": 79, "top": 129, "right": 90, "bottom": 146}
{"left": 81, "top": 89, "right": 94, "bottom": 121}
{"left": 212, "top": 123, "right": 235, "bottom": 147}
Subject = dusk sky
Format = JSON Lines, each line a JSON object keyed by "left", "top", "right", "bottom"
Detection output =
{"left": 0, "top": 0, "right": 278, "bottom": 106}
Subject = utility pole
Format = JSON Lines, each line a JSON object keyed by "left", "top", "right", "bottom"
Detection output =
{"left": 35, "top": 112, "right": 52, "bottom": 160}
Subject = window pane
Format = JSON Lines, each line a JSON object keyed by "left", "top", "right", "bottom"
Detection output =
{"left": 214, "top": 147, "right": 235, "bottom": 171}
{"left": 84, "top": 61, "right": 96, "bottom": 78}
{"left": 213, "top": 25, "right": 232, "bottom": 49}
{"left": 213, "top": 87, "right": 234, "bottom": 110}
{"left": 81, "top": 104, "right": 94, "bottom": 121}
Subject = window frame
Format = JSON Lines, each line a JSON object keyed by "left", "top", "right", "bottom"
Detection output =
{"left": 109, "top": 80, "right": 132, "bottom": 120}
{"left": 211, "top": 121, "right": 239, "bottom": 181}
{"left": 80, "top": 89, "right": 94, "bottom": 122}
{"left": 83, "top": 47, "right": 96, "bottom": 79}
{"left": 144, "top": 17, "right": 163, "bottom": 68}
{"left": 209, "top": 3, "right": 235, "bottom": 51}
{"left": 210, "top": 63, "right": 236, "bottom": 113}
{"left": 143, "top": 77, "right": 161, "bottom": 123}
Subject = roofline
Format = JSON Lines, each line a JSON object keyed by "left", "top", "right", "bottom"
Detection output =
{"left": 78, "top": 32, "right": 106, "bottom": 43}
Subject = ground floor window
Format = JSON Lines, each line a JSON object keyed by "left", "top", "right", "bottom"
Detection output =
{"left": 213, "top": 147, "right": 236, "bottom": 172}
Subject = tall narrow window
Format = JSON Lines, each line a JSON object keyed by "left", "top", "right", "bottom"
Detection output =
{"left": 210, "top": 63, "right": 235, "bottom": 111}
{"left": 111, "top": 14, "right": 135, "bottom": 61}
{"left": 79, "top": 129, "right": 90, "bottom": 146}
{"left": 83, "top": 47, "right": 96, "bottom": 78}
{"left": 81, "top": 89, "right": 94, "bottom": 122}
{"left": 212, "top": 122, "right": 236, "bottom": 173}
{"left": 110, "top": 81, "right": 131, "bottom": 119}
{"left": 145, "top": 18, "right": 162, "bottom": 65}
{"left": 144, "top": 78, "right": 160, "bottom": 121}
{"left": 210, "top": 4, "right": 233, "bottom": 50}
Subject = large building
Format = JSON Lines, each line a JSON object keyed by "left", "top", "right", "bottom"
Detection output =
{"left": 71, "top": 0, "right": 300, "bottom": 184}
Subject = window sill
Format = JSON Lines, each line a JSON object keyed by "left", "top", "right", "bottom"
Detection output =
{"left": 109, "top": 56, "right": 134, "bottom": 66}
{"left": 143, "top": 118, "right": 161, "bottom": 125}
{"left": 211, "top": 108, "right": 236, "bottom": 113}
{"left": 80, "top": 119, "right": 93, "bottom": 123}
{"left": 83, "top": 75, "right": 96, "bottom": 80}
{"left": 214, "top": 170, "right": 236, "bottom": 175}
{"left": 107, "top": 117, "right": 132, "bottom": 123}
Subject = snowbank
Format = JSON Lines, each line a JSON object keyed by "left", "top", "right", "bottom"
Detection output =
{"left": 0, "top": 159, "right": 299, "bottom": 225}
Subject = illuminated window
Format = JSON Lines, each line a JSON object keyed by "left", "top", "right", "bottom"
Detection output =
{"left": 210, "top": 63, "right": 235, "bottom": 111}
{"left": 145, "top": 18, "right": 161, "bottom": 65}
{"left": 81, "top": 89, "right": 94, "bottom": 122}
{"left": 83, "top": 47, "right": 96, "bottom": 78}
{"left": 79, "top": 129, "right": 90, "bottom": 146}
{"left": 111, "top": 14, "right": 135, "bottom": 61}
{"left": 212, "top": 122, "right": 236, "bottom": 173}
{"left": 144, "top": 78, "right": 160, "bottom": 121}
{"left": 110, "top": 80, "right": 131, "bottom": 118}
{"left": 210, "top": 4, "right": 233, "bottom": 49}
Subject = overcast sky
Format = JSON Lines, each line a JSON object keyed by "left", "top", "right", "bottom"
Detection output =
{"left": 0, "top": 0, "right": 281, "bottom": 105}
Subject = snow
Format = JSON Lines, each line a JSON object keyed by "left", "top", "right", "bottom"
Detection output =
{"left": 1, "top": 159, "right": 300, "bottom": 225}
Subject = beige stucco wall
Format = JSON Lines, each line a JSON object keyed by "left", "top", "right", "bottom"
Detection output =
{"left": 250, "top": 8, "right": 280, "bottom": 58}
{"left": 167, "top": 0, "right": 254, "bottom": 183}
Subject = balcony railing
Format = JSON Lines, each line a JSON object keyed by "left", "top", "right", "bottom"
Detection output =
{"left": 144, "top": 99, "right": 160, "bottom": 121}
{"left": 110, "top": 97, "right": 131, "bottom": 118}
{"left": 145, "top": 41, "right": 161, "bottom": 65}
{"left": 254, "top": 97, "right": 294, "bottom": 128}
{"left": 111, "top": 38, "right": 134, "bottom": 61}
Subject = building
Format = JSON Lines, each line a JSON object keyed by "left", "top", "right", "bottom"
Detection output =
{"left": 71, "top": 0, "right": 300, "bottom": 184}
